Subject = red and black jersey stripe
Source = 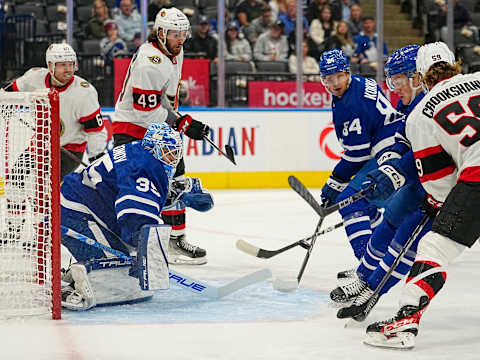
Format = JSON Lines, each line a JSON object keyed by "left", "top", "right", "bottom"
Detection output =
{"left": 414, "top": 145, "right": 456, "bottom": 183}
{"left": 132, "top": 87, "right": 162, "bottom": 111}
{"left": 79, "top": 108, "right": 104, "bottom": 133}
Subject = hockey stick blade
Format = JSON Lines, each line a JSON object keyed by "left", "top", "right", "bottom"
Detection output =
{"left": 288, "top": 175, "right": 324, "bottom": 216}
{"left": 236, "top": 221, "right": 344, "bottom": 259}
{"left": 217, "top": 268, "right": 272, "bottom": 298}
{"left": 203, "top": 136, "right": 237, "bottom": 165}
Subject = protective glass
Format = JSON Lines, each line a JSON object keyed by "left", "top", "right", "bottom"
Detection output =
{"left": 386, "top": 75, "right": 408, "bottom": 91}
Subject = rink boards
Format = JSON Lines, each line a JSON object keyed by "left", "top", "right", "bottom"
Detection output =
{"left": 101, "top": 108, "right": 339, "bottom": 189}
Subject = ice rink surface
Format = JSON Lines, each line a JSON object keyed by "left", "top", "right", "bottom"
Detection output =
{"left": 1, "top": 188, "right": 479, "bottom": 360}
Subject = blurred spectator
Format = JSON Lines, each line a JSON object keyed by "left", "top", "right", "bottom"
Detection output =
{"left": 310, "top": 5, "right": 337, "bottom": 47}
{"left": 114, "top": 0, "right": 141, "bottom": 11}
{"left": 244, "top": 5, "right": 275, "bottom": 45}
{"left": 288, "top": 38, "right": 321, "bottom": 81}
{"left": 287, "top": 27, "right": 321, "bottom": 60}
{"left": 183, "top": 15, "right": 218, "bottom": 61}
{"left": 100, "top": 20, "right": 128, "bottom": 65}
{"left": 87, "top": 0, "right": 111, "bottom": 40}
{"left": 306, "top": 0, "right": 329, "bottom": 24}
{"left": 352, "top": 15, "right": 388, "bottom": 67}
{"left": 236, "top": 0, "right": 265, "bottom": 27}
{"left": 278, "top": 0, "right": 310, "bottom": 36}
{"left": 347, "top": 4, "right": 362, "bottom": 36}
{"left": 330, "top": 0, "right": 353, "bottom": 22}
{"left": 225, "top": 21, "right": 253, "bottom": 61}
{"left": 148, "top": 0, "right": 171, "bottom": 22}
{"left": 437, "top": 0, "right": 478, "bottom": 43}
{"left": 254, "top": 20, "right": 288, "bottom": 61}
{"left": 209, "top": 9, "right": 239, "bottom": 39}
{"left": 114, "top": 0, "right": 142, "bottom": 42}
{"left": 324, "top": 20, "right": 355, "bottom": 58}
{"left": 130, "top": 31, "right": 142, "bottom": 53}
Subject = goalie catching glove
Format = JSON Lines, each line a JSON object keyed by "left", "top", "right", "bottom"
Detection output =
{"left": 173, "top": 114, "right": 209, "bottom": 140}
{"left": 166, "top": 177, "right": 214, "bottom": 212}
{"left": 362, "top": 164, "right": 406, "bottom": 201}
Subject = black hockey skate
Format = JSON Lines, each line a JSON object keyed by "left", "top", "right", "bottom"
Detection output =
{"left": 330, "top": 278, "right": 367, "bottom": 304}
{"left": 169, "top": 234, "right": 207, "bottom": 265}
{"left": 336, "top": 284, "right": 379, "bottom": 321}
{"left": 363, "top": 296, "right": 430, "bottom": 350}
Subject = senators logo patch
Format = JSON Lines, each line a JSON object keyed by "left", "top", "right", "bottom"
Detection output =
{"left": 80, "top": 81, "right": 90, "bottom": 88}
{"left": 160, "top": 10, "right": 166, "bottom": 17}
{"left": 148, "top": 56, "right": 162, "bottom": 64}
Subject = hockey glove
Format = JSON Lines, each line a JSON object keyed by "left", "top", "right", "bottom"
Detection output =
{"left": 174, "top": 114, "right": 210, "bottom": 140}
{"left": 420, "top": 193, "right": 442, "bottom": 219}
{"left": 165, "top": 177, "right": 194, "bottom": 207}
{"left": 362, "top": 164, "right": 406, "bottom": 202}
{"left": 321, "top": 174, "right": 349, "bottom": 206}
{"left": 179, "top": 178, "right": 214, "bottom": 212}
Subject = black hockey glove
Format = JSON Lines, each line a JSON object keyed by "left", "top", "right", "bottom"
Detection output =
{"left": 174, "top": 114, "right": 209, "bottom": 140}
{"left": 420, "top": 194, "right": 442, "bottom": 219}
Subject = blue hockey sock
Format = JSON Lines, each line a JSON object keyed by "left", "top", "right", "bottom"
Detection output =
{"left": 342, "top": 210, "right": 373, "bottom": 260}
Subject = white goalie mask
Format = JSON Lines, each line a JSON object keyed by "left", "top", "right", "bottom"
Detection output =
{"left": 154, "top": 7, "right": 191, "bottom": 55}
{"left": 45, "top": 43, "right": 78, "bottom": 75}
{"left": 416, "top": 42, "right": 455, "bottom": 78}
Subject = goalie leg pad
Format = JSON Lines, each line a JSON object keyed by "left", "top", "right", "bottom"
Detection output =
{"left": 137, "top": 224, "right": 171, "bottom": 290}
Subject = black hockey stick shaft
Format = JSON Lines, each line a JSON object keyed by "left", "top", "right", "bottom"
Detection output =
{"left": 365, "top": 214, "right": 430, "bottom": 312}
{"left": 297, "top": 216, "right": 324, "bottom": 283}
{"left": 288, "top": 175, "right": 373, "bottom": 217}
{"left": 237, "top": 220, "right": 344, "bottom": 259}
{"left": 61, "top": 147, "right": 89, "bottom": 168}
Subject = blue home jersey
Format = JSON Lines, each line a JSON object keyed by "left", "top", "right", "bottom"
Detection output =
{"left": 331, "top": 75, "right": 405, "bottom": 180}
{"left": 61, "top": 141, "right": 170, "bottom": 246}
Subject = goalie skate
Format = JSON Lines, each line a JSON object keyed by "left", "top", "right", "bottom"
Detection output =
{"left": 363, "top": 296, "right": 429, "bottom": 350}
{"left": 168, "top": 234, "right": 207, "bottom": 265}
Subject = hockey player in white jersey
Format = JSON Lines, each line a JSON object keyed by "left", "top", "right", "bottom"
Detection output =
{"left": 364, "top": 42, "right": 480, "bottom": 349}
{"left": 60, "top": 122, "right": 214, "bottom": 310}
{"left": 3, "top": 43, "right": 107, "bottom": 179}
{"left": 113, "top": 7, "right": 211, "bottom": 265}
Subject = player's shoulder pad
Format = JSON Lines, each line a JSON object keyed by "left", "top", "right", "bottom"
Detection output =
{"left": 72, "top": 75, "right": 99, "bottom": 96}
{"left": 23, "top": 67, "right": 49, "bottom": 79}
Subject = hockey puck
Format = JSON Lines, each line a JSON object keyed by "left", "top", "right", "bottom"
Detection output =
{"left": 272, "top": 278, "right": 298, "bottom": 292}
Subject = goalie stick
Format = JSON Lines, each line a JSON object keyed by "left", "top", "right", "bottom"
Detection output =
{"left": 236, "top": 220, "right": 344, "bottom": 259}
{"left": 60, "top": 226, "right": 271, "bottom": 299}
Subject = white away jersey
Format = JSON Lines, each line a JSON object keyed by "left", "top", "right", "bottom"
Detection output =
{"left": 113, "top": 42, "right": 183, "bottom": 139}
{"left": 12, "top": 68, "right": 107, "bottom": 157}
{"left": 406, "top": 72, "right": 480, "bottom": 202}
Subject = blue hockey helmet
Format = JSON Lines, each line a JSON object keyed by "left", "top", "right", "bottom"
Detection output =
{"left": 385, "top": 45, "right": 420, "bottom": 89}
{"left": 319, "top": 49, "right": 350, "bottom": 77}
{"left": 142, "top": 122, "right": 183, "bottom": 179}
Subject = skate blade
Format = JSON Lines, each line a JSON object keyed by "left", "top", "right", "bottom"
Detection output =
{"left": 363, "top": 332, "right": 415, "bottom": 350}
{"left": 168, "top": 255, "right": 207, "bottom": 266}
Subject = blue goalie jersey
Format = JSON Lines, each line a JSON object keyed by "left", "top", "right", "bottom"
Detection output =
{"left": 331, "top": 75, "right": 405, "bottom": 180}
{"left": 61, "top": 141, "right": 170, "bottom": 246}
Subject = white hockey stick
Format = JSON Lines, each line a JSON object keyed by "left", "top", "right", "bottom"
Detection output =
{"left": 61, "top": 226, "right": 272, "bottom": 300}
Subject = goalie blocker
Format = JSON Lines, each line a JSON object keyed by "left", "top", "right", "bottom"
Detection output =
{"left": 61, "top": 225, "right": 170, "bottom": 311}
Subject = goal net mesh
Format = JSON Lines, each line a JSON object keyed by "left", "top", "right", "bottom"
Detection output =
{"left": 0, "top": 90, "right": 60, "bottom": 319}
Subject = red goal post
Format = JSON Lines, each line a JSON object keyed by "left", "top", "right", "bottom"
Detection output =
{"left": 0, "top": 89, "right": 61, "bottom": 319}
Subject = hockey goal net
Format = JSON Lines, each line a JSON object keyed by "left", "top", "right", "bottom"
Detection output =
{"left": 0, "top": 89, "right": 61, "bottom": 319}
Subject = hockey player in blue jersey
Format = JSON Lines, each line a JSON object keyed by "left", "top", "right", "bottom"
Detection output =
{"left": 333, "top": 45, "right": 438, "bottom": 321}
{"left": 318, "top": 49, "right": 406, "bottom": 278}
{"left": 60, "top": 122, "right": 213, "bottom": 310}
